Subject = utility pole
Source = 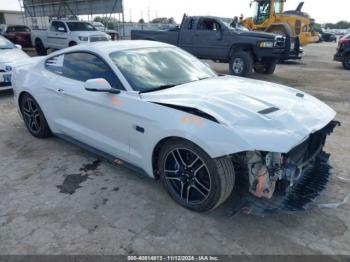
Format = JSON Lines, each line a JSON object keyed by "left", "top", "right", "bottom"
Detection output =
{"left": 121, "top": 0, "right": 125, "bottom": 38}
{"left": 147, "top": 6, "right": 151, "bottom": 23}
{"left": 129, "top": 9, "right": 132, "bottom": 22}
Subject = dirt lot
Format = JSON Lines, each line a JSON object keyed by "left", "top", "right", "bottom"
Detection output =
{"left": 0, "top": 42, "right": 349, "bottom": 255}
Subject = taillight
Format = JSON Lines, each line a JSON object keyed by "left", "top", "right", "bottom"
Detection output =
{"left": 339, "top": 39, "right": 350, "bottom": 46}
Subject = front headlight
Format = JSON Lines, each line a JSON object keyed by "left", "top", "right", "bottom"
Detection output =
{"left": 5, "top": 64, "right": 13, "bottom": 72}
{"left": 1, "top": 62, "right": 14, "bottom": 72}
{"left": 78, "top": 36, "right": 89, "bottom": 41}
{"left": 259, "top": 41, "right": 274, "bottom": 48}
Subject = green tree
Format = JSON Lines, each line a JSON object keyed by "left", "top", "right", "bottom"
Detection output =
{"left": 151, "top": 17, "right": 177, "bottom": 24}
{"left": 324, "top": 21, "right": 350, "bottom": 29}
{"left": 93, "top": 16, "right": 118, "bottom": 30}
{"left": 151, "top": 17, "right": 168, "bottom": 24}
{"left": 167, "top": 17, "right": 176, "bottom": 24}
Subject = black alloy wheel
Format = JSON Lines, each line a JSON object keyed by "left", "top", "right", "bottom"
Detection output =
{"left": 158, "top": 139, "right": 235, "bottom": 212}
{"left": 20, "top": 93, "right": 52, "bottom": 138}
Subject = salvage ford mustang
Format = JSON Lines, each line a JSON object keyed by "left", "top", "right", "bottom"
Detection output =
{"left": 12, "top": 40, "right": 339, "bottom": 213}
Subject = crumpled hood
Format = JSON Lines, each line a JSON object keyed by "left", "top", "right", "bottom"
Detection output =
{"left": 0, "top": 48, "right": 30, "bottom": 64}
{"left": 142, "top": 76, "right": 336, "bottom": 151}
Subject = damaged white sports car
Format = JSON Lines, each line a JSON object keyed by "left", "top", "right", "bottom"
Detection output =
{"left": 12, "top": 41, "right": 339, "bottom": 213}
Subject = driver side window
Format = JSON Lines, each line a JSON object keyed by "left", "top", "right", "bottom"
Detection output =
{"left": 51, "top": 21, "right": 67, "bottom": 32}
{"left": 45, "top": 52, "right": 124, "bottom": 90}
{"left": 197, "top": 19, "right": 221, "bottom": 31}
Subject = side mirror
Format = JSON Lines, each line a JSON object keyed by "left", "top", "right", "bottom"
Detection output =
{"left": 84, "top": 78, "right": 120, "bottom": 94}
{"left": 15, "top": 44, "right": 22, "bottom": 49}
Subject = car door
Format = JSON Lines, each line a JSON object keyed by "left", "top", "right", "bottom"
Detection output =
{"left": 178, "top": 17, "right": 196, "bottom": 53}
{"left": 44, "top": 52, "right": 131, "bottom": 160}
{"left": 191, "top": 18, "right": 228, "bottom": 60}
{"left": 47, "top": 21, "right": 68, "bottom": 49}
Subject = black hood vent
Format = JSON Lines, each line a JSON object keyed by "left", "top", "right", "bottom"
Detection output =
{"left": 258, "top": 107, "right": 280, "bottom": 115}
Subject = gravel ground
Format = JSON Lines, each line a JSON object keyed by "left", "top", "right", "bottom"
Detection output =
{"left": 0, "top": 42, "right": 349, "bottom": 255}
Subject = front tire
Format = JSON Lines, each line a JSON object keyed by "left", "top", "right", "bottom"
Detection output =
{"left": 229, "top": 51, "right": 253, "bottom": 77}
{"left": 254, "top": 60, "right": 277, "bottom": 74}
{"left": 20, "top": 93, "right": 52, "bottom": 138}
{"left": 343, "top": 54, "right": 350, "bottom": 70}
{"left": 158, "top": 139, "right": 235, "bottom": 212}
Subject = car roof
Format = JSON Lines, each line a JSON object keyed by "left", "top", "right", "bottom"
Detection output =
{"left": 53, "top": 20, "right": 90, "bottom": 23}
{"left": 188, "top": 15, "right": 231, "bottom": 20}
{"left": 59, "top": 40, "right": 173, "bottom": 56}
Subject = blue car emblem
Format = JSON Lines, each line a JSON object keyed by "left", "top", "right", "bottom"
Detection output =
{"left": 5, "top": 65, "right": 12, "bottom": 72}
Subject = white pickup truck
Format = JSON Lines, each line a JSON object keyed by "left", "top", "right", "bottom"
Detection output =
{"left": 31, "top": 20, "right": 111, "bottom": 55}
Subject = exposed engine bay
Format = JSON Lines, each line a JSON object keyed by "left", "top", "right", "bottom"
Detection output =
{"left": 231, "top": 121, "right": 341, "bottom": 216}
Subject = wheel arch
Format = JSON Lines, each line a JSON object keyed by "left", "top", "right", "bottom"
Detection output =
{"left": 35, "top": 37, "right": 44, "bottom": 46}
{"left": 35, "top": 37, "right": 42, "bottom": 43}
{"left": 229, "top": 44, "right": 254, "bottom": 59}
{"left": 18, "top": 90, "right": 40, "bottom": 116}
{"left": 18, "top": 91, "right": 30, "bottom": 112}
{"left": 265, "top": 23, "right": 294, "bottom": 37}
{"left": 152, "top": 136, "right": 199, "bottom": 179}
{"left": 17, "top": 91, "right": 53, "bottom": 129}
{"left": 69, "top": 41, "right": 78, "bottom": 46}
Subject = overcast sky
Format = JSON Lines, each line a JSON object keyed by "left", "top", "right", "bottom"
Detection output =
{"left": 0, "top": 0, "right": 349, "bottom": 24}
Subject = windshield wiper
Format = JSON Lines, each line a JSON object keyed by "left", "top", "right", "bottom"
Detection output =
{"left": 139, "top": 84, "right": 176, "bottom": 94}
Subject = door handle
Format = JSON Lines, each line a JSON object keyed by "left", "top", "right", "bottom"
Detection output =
{"left": 56, "top": 88, "right": 65, "bottom": 93}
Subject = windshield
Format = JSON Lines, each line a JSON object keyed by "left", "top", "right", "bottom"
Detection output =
{"left": 274, "top": 0, "right": 283, "bottom": 14}
{"left": 66, "top": 22, "right": 96, "bottom": 31}
{"left": 0, "top": 37, "right": 15, "bottom": 49}
{"left": 220, "top": 18, "right": 249, "bottom": 31}
{"left": 8, "top": 26, "right": 30, "bottom": 32}
{"left": 253, "top": 1, "right": 270, "bottom": 24}
{"left": 109, "top": 47, "right": 217, "bottom": 92}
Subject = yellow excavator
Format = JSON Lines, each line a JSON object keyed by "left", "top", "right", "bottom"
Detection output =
{"left": 241, "top": 0, "right": 320, "bottom": 46}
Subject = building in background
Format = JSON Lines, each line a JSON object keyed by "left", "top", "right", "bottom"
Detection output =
{"left": 0, "top": 9, "right": 49, "bottom": 28}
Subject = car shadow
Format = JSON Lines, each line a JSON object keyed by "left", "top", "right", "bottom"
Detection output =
{"left": 0, "top": 89, "right": 14, "bottom": 100}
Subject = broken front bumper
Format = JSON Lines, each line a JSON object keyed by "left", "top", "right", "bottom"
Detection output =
{"left": 229, "top": 121, "right": 341, "bottom": 216}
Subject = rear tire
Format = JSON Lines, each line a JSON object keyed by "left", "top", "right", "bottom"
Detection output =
{"left": 158, "top": 138, "right": 235, "bottom": 212}
{"left": 254, "top": 60, "right": 277, "bottom": 74}
{"left": 35, "top": 39, "right": 47, "bottom": 56}
{"left": 343, "top": 54, "right": 350, "bottom": 70}
{"left": 229, "top": 51, "right": 253, "bottom": 77}
{"left": 20, "top": 93, "right": 52, "bottom": 138}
